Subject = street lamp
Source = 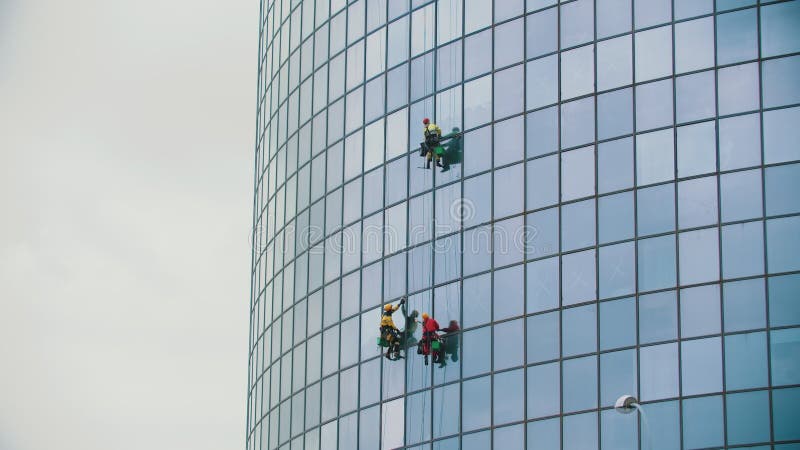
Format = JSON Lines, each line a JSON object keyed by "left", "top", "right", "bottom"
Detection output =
{"left": 615, "top": 395, "right": 651, "bottom": 450}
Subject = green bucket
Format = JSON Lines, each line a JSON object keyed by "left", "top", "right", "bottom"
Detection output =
{"left": 431, "top": 340, "right": 441, "bottom": 350}
{"left": 377, "top": 337, "right": 388, "bottom": 347}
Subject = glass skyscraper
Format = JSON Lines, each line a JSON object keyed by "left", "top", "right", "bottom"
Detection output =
{"left": 248, "top": 0, "right": 800, "bottom": 448}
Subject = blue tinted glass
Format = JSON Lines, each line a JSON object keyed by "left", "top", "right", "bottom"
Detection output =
{"left": 767, "top": 216, "right": 800, "bottom": 273}
{"left": 638, "top": 235, "right": 677, "bottom": 292}
{"left": 562, "top": 249, "right": 596, "bottom": 305}
{"left": 720, "top": 169, "right": 762, "bottom": 222}
{"left": 722, "top": 222, "right": 765, "bottom": 279}
{"left": 494, "top": 116, "right": 525, "bottom": 167}
{"left": 597, "top": 35, "right": 632, "bottom": 91}
{"left": 561, "top": 146, "right": 595, "bottom": 201}
{"left": 527, "top": 7, "right": 558, "bottom": 59}
{"left": 717, "top": 8, "right": 758, "bottom": 64}
{"left": 600, "top": 297, "right": 636, "bottom": 350}
{"left": 563, "top": 304, "right": 597, "bottom": 357}
{"left": 527, "top": 418, "right": 561, "bottom": 450}
{"left": 635, "top": 26, "right": 672, "bottom": 81}
{"left": 462, "top": 431, "right": 490, "bottom": 450}
{"left": 464, "top": 75, "right": 492, "bottom": 129}
{"left": 601, "top": 409, "right": 637, "bottom": 450}
{"left": 597, "top": 0, "right": 631, "bottom": 38}
{"left": 727, "top": 391, "right": 771, "bottom": 445}
{"left": 561, "top": 0, "right": 594, "bottom": 48}
{"left": 677, "top": 121, "right": 716, "bottom": 178}
{"left": 680, "top": 284, "right": 721, "bottom": 338}
{"left": 433, "top": 384, "right": 459, "bottom": 439}
{"left": 634, "top": 0, "right": 671, "bottom": 28}
{"left": 464, "top": 0, "right": 491, "bottom": 33}
{"left": 719, "top": 113, "right": 762, "bottom": 170}
{"left": 494, "top": 319, "right": 524, "bottom": 370}
{"left": 723, "top": 278, "right": 766, "bottom": 332}
{"left": 527, "top": 207, "right": 559, "bottom": 259}
{"left": 528, "top": 362, "right": 560, "bottom": 418}
{"left": 682, "top": 396, "right": 724, "bottom": 449}
{"left": 463, "top": 326, "right": 491, "bottom": 378}
{"left": 600, "top": 349, "right": 638, "bottom": 407}
{"left": 494, "top": 265, "right": 524, "bottom": 320}
{"left": 764, "top": 55, "right": 800, "bottom": 108}
{"left": 561, "top": 45, "right": 595, "bottom": 100}
{"left": 406, "top": 391, "right": 431, "bottom": 445}
{"left": 493, "top": 369, "right": 524, "bottom": 425}
{"left": 675, "top": 17, "right": 714, "bottom": 73}
{"left": 598, "top": 137, "right": 634, "bottom": 194}
{"left": 563, "top": 356, "right": 598, "bottom": 412}
{"left": 463, "top": 273, "right": 491, "bottom": 327}
{"left": 463, "top": 174, "right": 490, "bottom": 228}
{"left": 761, "top": 1, "right": 800, "bottom": 57}
{"left": 719, "top": 62, "right": 760, "bottom": 115}
{"left": 717, "top": 0, "right": 756, "bottom": 11}
{"left": 773, "top": 387, "right": 800, "bottom": 441}
{"left": 562, "top": 199, "right": 596, "bottom": 252}
{"left": 599, "top": 192, "right": 634, "bottom": 244}
{"left": 682, "top": 337, "right": 723, "bottom": 395}
{"left": 494, "top": 18, "right": 523, "bottom": 68}
{"left": 493, "top": 424, "right": 523, "bottom": 449}
{"left": 645, "top": 400, "right": 681, "bottom": 450}
{"left": 676, "top": 71, "right": 716, "bottom": 123}
{"left": 636, "top": 129, "right": 674, "bottom": 186}
{"left": 679, "top": 228, "right": 720, "bottom": 285}
{"left": 638, "top": 184, "right": 675, "bottom": 236}
{"left": 563, "top": 412, "right": 598, "bottom": 450}
{"left": 725, "top": 331, "right": 769, "bottom": 390}
{"left": 769, "top": 274, "right": 800, "bottom": 327}
{"left": 494, "top": 216, "right": 525, "bottom": 268}
{"left": 598, "top": 88, "right": 633, "bottom": 140}
{"left": 494, "top": 164, "right": 525, "bottom": 219}
{"left": 464, "top": 226, "right": 490, "bottom": 277}
{"left": 599, "top": 242, "right": 635, "bottom": 298}
{"left": 639, "top": 291, "right": 678, "bottom": 344}
{"left": 678, "top": 176, "right": 717, "bottom": 229}
{"left": 464, "top": 29, "right": 492, "bottom": 79}
{"left": 764, "top": 106, "right": 800, "bottom": 164}
{"left": 771, "top": 328, "right": 800, "bottom": 386}
{"left": 494, "top": 66, "right": 524, "bottom": 119}
{"left": 527, "top": 256, "right": 560, "bottom": 313}
{"left": 766, "top": 164, "right": 800, "bottom": 216}
{"left": 462, "top": 376, "right": 490, "bottom": 431}
{"left": 675, "top": 0, "right": 712, "bottom": 19}
{"left": 463, "top": 125, "right": 491, "bottom": 176}
{"left": 527, "top": 106, "right": 559, "bottom": 158}
{"left": 561, "top": 98, "right": 595, "bottom": 149}
{"left": 528, "top": 312, "right": 560, "bottom": 363}
{"left": 635, "top": 79, "right": 673, "bottom": 131}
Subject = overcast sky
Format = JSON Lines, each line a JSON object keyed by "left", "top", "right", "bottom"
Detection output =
{"left": 0, "top": 1, "right": 257, "bottom": 449}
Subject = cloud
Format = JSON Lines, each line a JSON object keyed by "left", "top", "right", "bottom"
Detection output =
{"left": 0, "top": 1, "right": 256, "bottom": 449}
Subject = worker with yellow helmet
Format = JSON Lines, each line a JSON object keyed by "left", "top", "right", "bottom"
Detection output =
{"left": 379, "top": 297, "right": 406, "bottom": 359}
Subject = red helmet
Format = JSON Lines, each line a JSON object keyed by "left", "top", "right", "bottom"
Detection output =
{"left": 422, "top": 118, "right": 430, "bottom": 125}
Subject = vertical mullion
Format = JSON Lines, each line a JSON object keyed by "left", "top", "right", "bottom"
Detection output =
{"left": 592, "top": 0, "right": 602, "bottom": 448}
{"left": 556, "top": 2, "right": 565, "bottom": 449}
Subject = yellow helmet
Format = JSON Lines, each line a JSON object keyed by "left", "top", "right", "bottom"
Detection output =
{"left": 384, "top": 304, "right": 393, "bottom": 311}
{"left": 421, "top": 312, "right": 429, "bottom": 320}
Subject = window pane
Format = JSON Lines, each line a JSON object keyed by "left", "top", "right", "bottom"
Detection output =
{"left": 494, "top": 319, "right": 524, "bottom": 370}
{"left": 493, "top": 369, "right": 524, "bottom": 425}
{"left": 677, "top": 121, "right": 716, "bottom": 178}
{"left": 561, "top": 45, "right": 595, "bottom": 100}
{"left": 683, "top": 396, "right": 724, "bottom": 449}
{"left": 527, "top": 256, "right": 560, "bottom": 313}
{"left": 464, "top": 75, "right": 492, "bottom": 129}
{"left": 719, "top": 113, "right": 761, "bottom": 170}
{"left": 528, "top": 362, "right": 560, "bottom": 418}
{"left": 562, "top": 249, "right": 597, "bottom": 305}
{"left": 761, "top": 1, "right": 800, "bottom": 57}
{"left": 598, "top": 137, "right": 633, "bottom": 194}
{"left": 527, "top": 7, "right": 558, "bottom": 59}
{"left": 597, "top": 0, "right": 631, "bottom": 38}
{"left": 773, "top": 387, "right": 800, "bottom": 441}
{"left": 462, "top": 326, "right": 491, "bottom": 378}
{"left": 433, "top": 383, "right": 459, "bottom": 439}
{"left": 560, "top": 0, "right": 594, "bottom": 48}
{"left": 494, "top": 265, "right": 524, "bottom": 320}
{"left": 639, "top": 290, "right": 678, "bottom": 343}
{"left": 640, "top": 342, "right": 678, "bottom": 400}
{"left": 638, "top": 235, "right": 676, "bottom": 292}
{"left": 597, "top": 35, "right": 632, "bottom": 91}
{"left": 727, "top": 391, "right": 771, "bottom": 445}
{"left": 563, "top": 304, "right": 597, "bottom": 357}
{"left": 600, "top": 297, "right": 636, "bottom": 351}
{"left": 598, "top": 88, "right": 633, "bottom": 140}
{"left": 560, "top": 97, "right": 595, "bottom": 149}
{"left": 464, "top": 30, "right": 492, "bottom": 79}
{"left": 561, "top": 146, "right": 595, "bottom": 201}
{"left": 721, "top": 169, "right": 762, "bottom": 223}
{"left": 527, "top": 106, "right": 559, "bottom": 158}
{"left": 767, "top": 216, "right": 800, "bottom": 273}
{"left": 723, "top": 278, "right": 766, "bottom": 332}
{"left": 676, "top": 71, "right": 715, "bottom": 123}
{"left": 634, "top": 0, "right": 671, "bottom": 28}
{"left": 637, "top": 183, "right": 675, "bottom": 236}
{"left": 679, "top": 228, "right": 720, "bottom": 285}
{"left": 722, "top": 222, "right": 765, "bottom": 279}
{"left": 635, "top": 26, "right": 672, "bottom": 81}
{"left": 771, "top": 328, "right": 800, "bottom": 386}
{"left": 769, "top": 274, "right": 800, "bottom": 327}
{"left": 719, "top": 62, "right": 760, "bottom": 115}
{"left": 680, "top": 284, "right": 721, "bottom": 338}
{"left": 675, "top": 17, "right": 714, "bottom": 73}
{"left": 725, "top": 331, "right": 769, "bottom": 390}
{"left": 494, "top": 66, "right": 524, "bottom": 119}
{"left": 681, "top": 337, "right": 723, "bottom": 395}
{"left": 764, "top": 106, "right": 800, "bottom": 164}
{"left": 717, "top": 8, "right": 758, "bottom": 64}
{"left": 494, "top": 18, "right": 524, "bottom": 68}
{"left": 528, "top": 311, "right": 560, "bottom": 363}
{"left": 562, "top": 199, "right": 595, "bottom": 251}
{"left": 635, "top": 79, "right": 672, "bottom": 131}
{"left": 599, "top": 192, "right": 634, "bottom": 244}
{"left": 636, "top": 129, "right": 674, "bottom": 186}
{"left": 678, "top": 176, "right": 717, "bottom": 229}
{"left": 599, "top": 242, "right": 636, "bottom": 298}
{"left": 464, "top": 0, "right": 491, "bottom": 33}
{"left": 462, "top": 376, "right": 490, "bottom": 431}
{"left": 600, "top": 349, "right": 638, "bottom": 407}
{"left": 767, "top": 163, "right": 800, "bottom": 216}
{"left": 564, "top": 412, "right": 598, "bottom": 450}
{"left": 563, "top": 356, "right": 598, "bottom": 412}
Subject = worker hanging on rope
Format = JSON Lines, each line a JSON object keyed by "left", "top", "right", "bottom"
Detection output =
{"left": 438, "top": 319, "right": 461, "bottom": 368}
{"left": 418, "top": 118, "right": 462, "bottom": 172}
{"left": 378, "top": 297, "right": 406, "bottom": 360}
{"left": 418, "top": 312, "right": 444, "bottom": 366}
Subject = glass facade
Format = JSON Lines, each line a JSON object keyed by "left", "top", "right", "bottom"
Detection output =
{"left": 248, "top": 0, "right": 800, "bottom": 449}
